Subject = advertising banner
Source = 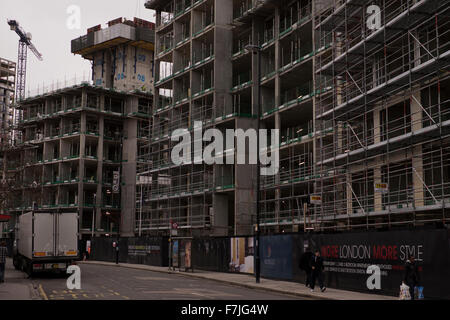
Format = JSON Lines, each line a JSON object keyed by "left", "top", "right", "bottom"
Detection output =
{"left": 230, "top": 237, "right": 254, "bottom": 274}
{"left": 127, "top": 237, "right": 168, "bottom": 267}
{"left": 185, "top": 241, "right": 192, "bottom": 269}
{"left": 91, "top": 237, "right": 168, "bottom": 266}
{"left": 293, "top": 229, "right": 450, "bottom": 299}
{"left": 172, "top": 240, "right": 179, "bottom": 268}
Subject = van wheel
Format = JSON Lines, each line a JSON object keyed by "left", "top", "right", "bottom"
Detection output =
{"left": 13, "top": 257, "right": 20, "bottom": 270}
{"left": 20, "top": 259, "right": 26, "bottom": 273}
{"left": 26, "top": 262, "right": 33, "bottom": 277}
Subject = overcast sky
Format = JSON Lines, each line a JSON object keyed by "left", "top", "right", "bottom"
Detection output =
{"left": 0, "top": 0, "right": 155, "bottom": 94}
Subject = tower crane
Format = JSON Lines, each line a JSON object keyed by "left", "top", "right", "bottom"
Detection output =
{"left": 7, "top": 19, "right": 43, "bottom": 101}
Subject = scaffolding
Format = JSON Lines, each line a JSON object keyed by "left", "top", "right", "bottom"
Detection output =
{"left": 0, "top": 58, "right": 18, "bottom": 219}
{"left": 314, "top": 0, "right": 450, "bottom": 230}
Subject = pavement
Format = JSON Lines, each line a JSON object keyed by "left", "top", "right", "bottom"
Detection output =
{"left": 0, "top": 259, "right": 40, "bottom": 300}
{"left": 79, "top": 260, "right": 397, "bottom": 300}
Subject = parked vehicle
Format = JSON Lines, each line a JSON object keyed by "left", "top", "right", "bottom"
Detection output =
{"left": 13, "top": 211, "right": 79, "bottom": 276}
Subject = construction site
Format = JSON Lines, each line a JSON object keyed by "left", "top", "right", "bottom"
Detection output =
{"left": 0, "top": 57, "right": 16, "bottom": 237}
{"left": 314, "top": 0, "right": 450, "bottom": 230}
{"left": 141, "top": 0, "right": 450, "bottom": 237}
{"left": 1, "top": 17, "right": 155, "bottom": 240}
{"left": 0, "top": 0, "right": 449, "bottom": 240}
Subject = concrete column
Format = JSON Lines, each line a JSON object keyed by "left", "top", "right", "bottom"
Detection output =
{"left": 78, "top": 112, "right": 87, "bottom": 210}
{"left": 81, "top": 88, "right": 87, "bottom": 108}
{"left": 121, "top": 108, "right": 138, "bottom": 237}
{"left": 234, "top": 117, "right": 258, "bottom": 236}
{"left": 96, "top": 115, "right": 104, "bottom": 228}
{"left": 373, "top": 107, "right": 381, "bottom": 144}
{"left": 374, "top": 166, "right": 383, "bottom": 211}
{"left": 212, "top": 194, "right": 229, "bottom": 236}
{"left": 213, "top": 0, "right": 233, "bottom": 114}
{"left": 100, "top": 94, "right": 105, "bottom": 112}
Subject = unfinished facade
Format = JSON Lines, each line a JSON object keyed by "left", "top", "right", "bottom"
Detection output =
{"left": 3, "top": 17, "right": 155, "bottom": 240}
{"left": 144, "top": 0, "right": 450, "bottom": 237}
{"left": 0, "top": 57, "right": 17, "bottom": 237}
{"left": 144, "top": 0, "right": 259, "bottom": 237}
{"left": 0, "top": 58, "right": 16, "bottom": 147}
{"left": 314, "top": 0, "right": 450, "bottom": 230}
{"left": 3, "top": 85, "right": 153, "bottom": 240}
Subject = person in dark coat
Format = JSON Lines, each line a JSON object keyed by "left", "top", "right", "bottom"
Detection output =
{"left": 404, "top": 255, "right": 420, "bottom": 300}
{"left": 299, "top": 250, "right": 313, "bottom": 288}
{"left": 310, "top": 250, "right": 326, "bottom": 292}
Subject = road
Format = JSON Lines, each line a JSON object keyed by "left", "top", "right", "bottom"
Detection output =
{"left": 30, "top": 263, "right": 308, "bottom": 300}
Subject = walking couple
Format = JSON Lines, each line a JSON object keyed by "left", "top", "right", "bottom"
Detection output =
{"left": 299, "top": 249, "right": 326, "bottom": 292}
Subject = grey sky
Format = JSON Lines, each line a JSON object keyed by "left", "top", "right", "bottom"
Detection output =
{"left": 0, "top": 0, "right": 155, "bottom": 94}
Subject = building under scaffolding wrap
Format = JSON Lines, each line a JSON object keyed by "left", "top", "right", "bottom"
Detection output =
{"left": 314, "top": 0, "right": 450, "bottom": 230}
{"left": 0, "top": 57, "right": 17, "bottom": 237}
{"left": 143, "top": 0, "right": 450, "bottom": 237}
{"left": 7, "top": 1, "right": 450, "bottom": 238}
{"left": 2, "top": 17, "right": 155, "bottom": 240}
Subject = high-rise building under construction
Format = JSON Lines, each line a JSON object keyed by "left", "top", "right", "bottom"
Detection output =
{"left": 142, "top": 0, "right": 450, "bottom": 237}
{"left": 2, "top": 17, "right": 155, "bottom": 240}
{"left": 0, "top": 57, "right": 16, "bottom": 237}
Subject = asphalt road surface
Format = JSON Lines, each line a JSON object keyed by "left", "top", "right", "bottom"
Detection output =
{"left": 32, "top": 264, "right": 308, "bottom": 300}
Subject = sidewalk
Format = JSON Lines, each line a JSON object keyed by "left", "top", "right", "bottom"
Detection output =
{"left": 0, "top": 259, "right": 36, "bottom": 300}
{"left": 79, "top": 260, "right": 396, "bottom": 300}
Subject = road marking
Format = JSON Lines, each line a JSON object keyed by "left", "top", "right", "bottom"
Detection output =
{"left": 190, "top": 292, "right": 211, "bottom": 299}
{"left": 39, "top": 284, "right": 48, "bottom": 300}
{"left": 134, "top": 276, "right": 174, "bottom": 281}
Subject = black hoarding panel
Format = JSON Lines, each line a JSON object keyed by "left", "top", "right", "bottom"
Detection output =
{"left": 293, "top": 229, "right": 450, "bottom": 299}
{"left": 90, "top": 237, "right": 128, "bottom": 263}
{"left": 192, "top": 238, "right": 230, "bottom": 272}
{"left": 127, "top": 237, "right": 169, "bottom": 267}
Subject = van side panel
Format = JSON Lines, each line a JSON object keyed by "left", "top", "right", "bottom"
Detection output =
{"left": 33, "top": 213, "right": 55, "bottom": 257}
{"left": 57, "top": 212, "right": 78, "bottom": 257}
{"left": 18, "top": 212, "right": 33, "bottom": 260}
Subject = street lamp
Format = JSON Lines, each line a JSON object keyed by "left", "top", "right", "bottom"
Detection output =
{"left": 114, "top": 130, "right": 123, "bottom": 264}
{"left": 245, "top": 44, "right": 262, "bottom": 284}
{"left": 91, "top": 193, "right": 96, "bottom": 239}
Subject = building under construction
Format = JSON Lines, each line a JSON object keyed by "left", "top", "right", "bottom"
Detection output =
{"left": 2, "top": 17, "right": 155, "bottom": 240}
{"left": 314, "top": 0, "right": 450, "bottom": 231}
{"left": 142, "top": 0, "right": 450, "bottom": 237}
{"left": 0, "top": 57, "right": 16, "bottom": 237}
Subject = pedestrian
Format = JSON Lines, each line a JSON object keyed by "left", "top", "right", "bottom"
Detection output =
{"left": 310, "top": 250, "right": 326, "bottom": 292}
{"left": 403, "top": 255, "right": 420, "bottom": 300}
{"left": 299, "top": 249, "right": 313, "bottom": 288}
{"left": 0, "top": 241, "right": 8, "bottom": 284}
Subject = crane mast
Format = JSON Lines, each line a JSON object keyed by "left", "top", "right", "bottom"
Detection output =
{"left": 7, "top": 19, "right": 43, "bottom": 101}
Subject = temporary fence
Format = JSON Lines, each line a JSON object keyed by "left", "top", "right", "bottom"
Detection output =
{"left": 89, "top": 227, "right": 450, "bottom": 298}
